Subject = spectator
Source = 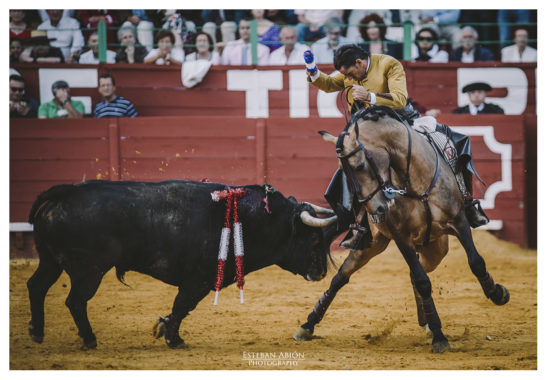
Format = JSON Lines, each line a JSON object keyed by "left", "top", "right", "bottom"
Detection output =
{"left": 162, "top": 10, "right": 196, "bottom": 55}
{"left": 202, "top": 10, "right": 249, "bottom": 46}
{"left": 10, "top": 38, "right": 24, "bottom": 63}
{"left": 79, "top": 10, "right": 120, "bottom": 46}
{"left": 118, "top": 10, "right": 155, "bottom": 51}
{"left": 295, "top": 10, "right": 343, "bottom": 42}
{"left": 498, "top": 10, "right": 531, "bottom": 48}
{"left": 264, "top": 10, "right": 298, "bottom": 26}
{"left": 37, "top": 10, "right": 75, "bottom": 23}
{"left": 19, "top": 30, "right": 65, "bottom": 63}
{"left": 501, "top": 26, "right": 537, "bottom": 63}
{"left": 93, "top": 74, "right": 138, "bottom": 118}
{"left": 452, "top": 82, "right": 504, "bottom": 115}
{"left": 144, "top": 30, "right": 184, "bottom": 65}
{"left": 419, "top": 10, "right": 461, "bottom": 48}
{"left": 459, "top": 10, "right": 498, "bottom": 50}
{"left": 38, "top": 80, "right": 84, "bottom": 119}
{"left": 220, "top": 18, "right": 270, "bottom": 65}
{"left": 115, "top": 26, "right": 149, "bottom": 64}
{"left": 268, "top": 26, "right": 309, "bottom": 65}
{"left": 10, "top": 75, "right": 39, "bottom": 118}
{"left": 311, "top": 17, "right": 350, "bottom": 64}
{"left": 37, "top": 10, "right": 84, "bottom": 62}
{"left": 78, "top": 32, "right": 116, "bottom": 64}
{"left": 358, "top": 13, "right": 403, "bottom": 60}
{"left": 346, "top": 10, "right": 394, "bottom": 43}
{"left": 411, "top": 26, "right": 448, "bottom": 62}
{"left": 449, "top": 26, "right": 495, "bottom": 62}
{"left": 185, "top": 32, "right": 220, "bottom": 64}
{"left": 10, "top": 10, "right": 32, "bottom": 42}
{"left": 251, "top": 9, "right": 281, "bottom": 51}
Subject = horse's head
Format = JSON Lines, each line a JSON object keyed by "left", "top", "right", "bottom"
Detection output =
{"left": 321, "top": 121, "right": 392, "bottom": 224}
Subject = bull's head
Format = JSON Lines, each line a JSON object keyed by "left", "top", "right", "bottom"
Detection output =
{"left": 278, "top": 199, "right": 337, "bottom": 281}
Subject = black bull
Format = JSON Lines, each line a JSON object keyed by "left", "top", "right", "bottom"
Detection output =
{"left": 26, "top": 180, "right": 339, "bottom": 349}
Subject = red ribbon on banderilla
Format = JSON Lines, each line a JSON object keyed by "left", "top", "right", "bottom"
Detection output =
{"left": 211, "top": 188, "right": 246, "bottom": 305}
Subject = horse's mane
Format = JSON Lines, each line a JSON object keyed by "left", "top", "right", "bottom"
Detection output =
{"left": 343, "top": 105, "right": 408, "bottom": 133}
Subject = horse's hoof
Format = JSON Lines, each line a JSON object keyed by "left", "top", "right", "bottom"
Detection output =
{"left": 293, "top": 327, "right": 313, "bottom": 341}
{"left": 29, "top": 332, "right": 43, "bottom": 344}
{"left": 166, "top": 338, "right": 188, "bottom": 349}
{"left": 80, "top": 337, "right": 97, "bottom": 350}
{"left": 491, "top": 284, "right": 510, "bottom": 306}
{"left": 432, "top": 340, "right": 451, "bottom": 353}
{"left": 153, "top": 318, "right": 167, "bottom": 339}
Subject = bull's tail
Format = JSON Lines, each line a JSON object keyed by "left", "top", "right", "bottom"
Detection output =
{"left": 28, "top": 184, "right": 76, "bottom": 224}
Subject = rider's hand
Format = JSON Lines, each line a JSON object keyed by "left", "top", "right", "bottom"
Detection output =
{"left": 303, "top": 50, "right": 317, "bottom": 75}
{"left": 352, "top": 85, "right": 371, "bottom": 102}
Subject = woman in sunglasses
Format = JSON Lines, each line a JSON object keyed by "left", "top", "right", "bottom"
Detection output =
{"left": 411, "top": 26, "right": 448, "bottom": 63}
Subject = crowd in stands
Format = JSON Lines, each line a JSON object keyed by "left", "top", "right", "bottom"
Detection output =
{"left": 9, "top": 9, "right": 537, "bottom": 119}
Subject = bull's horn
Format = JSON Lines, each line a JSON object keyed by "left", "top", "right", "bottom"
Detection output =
{"left": 300, "top": 211, "right": 337, "bottom": 227}
{"left": 303, "top": 202, "right": 335, "bottom": 215}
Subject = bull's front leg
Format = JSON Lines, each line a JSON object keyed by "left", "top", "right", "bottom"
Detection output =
{"left": 153, "top": 284, "right": 210, "bottom": 349}
{"left": 294, "top": 235, "right": 389, "bottom": 341}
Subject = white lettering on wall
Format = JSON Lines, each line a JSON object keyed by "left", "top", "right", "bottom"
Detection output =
{"left": 288, "top": 70, "right": 309, "bottom": 118}
{"left": 452, "top": 126, "right": 512, "bottom": 209}
{"left": 457, "top": 68, "right": 528, "bottom": 115}
{"left": 38, "top": 68, "right": 98, "bottom": 114}
{"left": 227, "top": 70, "right": 283, "bottom": 118}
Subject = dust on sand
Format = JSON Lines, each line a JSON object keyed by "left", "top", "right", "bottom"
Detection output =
{"left": 10, "top": 231, "right": 536, "bottom": 370}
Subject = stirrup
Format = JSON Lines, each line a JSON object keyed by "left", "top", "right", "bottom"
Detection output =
{"left": 464, "top": 199, "right": 489, "bottom": 228}
{"left": 340, "top": 223, "right": 370, "bottom": 250}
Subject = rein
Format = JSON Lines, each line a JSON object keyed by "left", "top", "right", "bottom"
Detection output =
{"left": 336, "top": 106, "right": 440, "bottom": 246}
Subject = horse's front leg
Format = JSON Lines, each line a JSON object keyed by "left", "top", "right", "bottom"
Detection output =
{"left": 454, "top": 211, "right": 510, "bottom": 305}
{"left": 294, "top": 235, "right": 389, "bottom": 341}
{"left": 395, "top": 238, "right": 451, "bottom": 353}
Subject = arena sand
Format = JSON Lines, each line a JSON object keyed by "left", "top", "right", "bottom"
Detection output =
{"left": 10, "top": 231, "right": 536, "bottom": 370}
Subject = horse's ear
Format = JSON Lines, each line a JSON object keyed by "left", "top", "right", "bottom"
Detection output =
{"left": 318, "top": 131, "right": 337, "bottom": 145}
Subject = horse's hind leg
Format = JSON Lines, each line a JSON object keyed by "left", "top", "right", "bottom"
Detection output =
{"left": 454, "top": 212, "right": 510, "bottom": 305}
{"left": 27, "top": 244, "right": 63, "bottom": 343}
{"left": 294, "top": 234, "right": 390, "bottom": 341}
{"left": 411, "top": 236, "right": 450, "bottom": 334}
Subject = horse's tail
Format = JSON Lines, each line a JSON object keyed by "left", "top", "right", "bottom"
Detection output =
{"left": 28, "top": 184, "right": 76, "bottom": 224}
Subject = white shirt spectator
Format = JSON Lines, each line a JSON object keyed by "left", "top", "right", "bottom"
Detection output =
{"left": 411, "top": 43, "right": 449, "bottom": 63}
{"left": 144, "top": 47, "right": 185, "bottom": 65}
{"left": 185, "top": 50, "right": 220, "bottom": 65}
{"left": 37, "top": 16, "right": 84, "bottom": 58}
{"left": 78, "top": 49, "right": 116, "bottom": 64}
{"left": 501, "top": 44, "right": 537, "bottom": 63}
{"left": 268, "top": 43, "right": 309, "bottom": 65}
{"left": 220, "top": 39, "right": 270, "bottom": 65}
{"left": 294, "top": 10, "right": 340, "bottom": 26}
{"left": 311, "top": 35, "right": 350, "bottom": 64}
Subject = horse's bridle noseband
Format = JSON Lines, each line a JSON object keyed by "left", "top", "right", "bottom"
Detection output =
{"left": 335, "top": 106, "right": 441, "bottom": 246}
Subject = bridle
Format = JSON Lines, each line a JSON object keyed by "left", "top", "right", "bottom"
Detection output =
{"left": 335, "top": 106, "right": 441, "bottom": 246}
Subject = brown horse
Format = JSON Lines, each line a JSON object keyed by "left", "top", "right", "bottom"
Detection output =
{"left": 293, "top": 107, "right": 510, "bottom": 353}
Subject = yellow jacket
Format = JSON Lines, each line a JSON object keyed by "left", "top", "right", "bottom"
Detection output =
{"left": 309, "top": 54, "right": 408, "bottom": 111}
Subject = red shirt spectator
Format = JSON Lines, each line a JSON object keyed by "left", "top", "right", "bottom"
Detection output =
{"left": 10, "top": 10, "right": 32, "bottom": 44}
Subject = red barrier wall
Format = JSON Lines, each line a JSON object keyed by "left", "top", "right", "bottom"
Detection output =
{"left": 10, "top": 114, "right": 529, "bottom": 247}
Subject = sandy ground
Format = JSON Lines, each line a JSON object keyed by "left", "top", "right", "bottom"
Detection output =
{"left": 10, "top": 231, "right": 536, "bottom": 370}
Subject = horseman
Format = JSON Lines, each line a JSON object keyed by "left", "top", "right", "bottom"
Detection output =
{"left": 304, "top": 44, "right": 489, "bottom": 249}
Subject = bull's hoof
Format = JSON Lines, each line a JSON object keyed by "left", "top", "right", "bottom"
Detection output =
{"left": 432, "top": 340, "right": 451, "bottom": 353}
{"left": 293, "top": 327, "right": 313, "bottom": 341}
{"left": 28, "top": 323, "right": 43, "bottom": 343}
{"left": 166, "top": 337, "right": 188, "bottom": 349}
{"left": 490, "top": 284, "right": 510, "bottom": 306}
{"left": 153, "top": 318, "right": 167, "bottom": 339}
